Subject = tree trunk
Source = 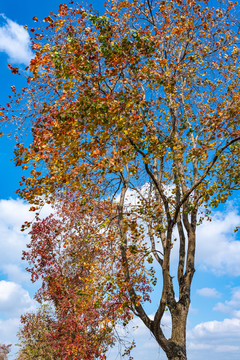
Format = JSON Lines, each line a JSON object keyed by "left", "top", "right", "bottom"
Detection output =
{"left": 152, "top": 303, "right": 188, "bottom": 360}
{"left": 165, "top": 343, "right": 187, "bottom": 360}
{"left": 167, "top": 303, "right": 188, "bottom": 359}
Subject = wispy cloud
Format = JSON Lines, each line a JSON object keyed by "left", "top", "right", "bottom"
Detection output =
{"left": 0, "top": 198, "right": 52, "bottom": 358}
{"left": 0, "top": 198, "right": 53, "bottom": 290}
{"left": 196, "top": 288, "right": 222, "bottom": 298}
{"left": 190, "top": 286, "right": 240, "bottom": 355}
{"left": 0, "top": 318, "right": 19, "bottom": 352}
{"left": 187, "top": 318, "right": 240, "bottom": 359}
{"left": 188, "top": 317, "right": 240, "bottom": 342}
{"left": 196, "top": 208, "right": 240, "bottom": 276}
{"left": 0, "top": 14, "right": 33, "bottom": 65}
{"left": 0, "top": 280, "right": 35, "bottom": 317}
{"left": 213, "top": 287, "right": 240, "bottom": 318}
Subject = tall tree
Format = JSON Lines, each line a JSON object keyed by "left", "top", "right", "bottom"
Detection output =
{"left": 2, "top": 0, "right": 240, "bottom": 359}
{"left": 17, "top": 199, "right": 130, "bottom": 360}
{"left": 16, "top": 306, "right": 57, "bottom": 360}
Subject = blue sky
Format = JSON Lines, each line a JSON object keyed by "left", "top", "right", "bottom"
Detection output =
{"left": 0, "top": 1, "right": 240, "bottom": 359}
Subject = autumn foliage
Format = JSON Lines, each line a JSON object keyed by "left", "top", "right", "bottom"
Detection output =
{"left": 0, "top": 344, "right": 11, "bottom": 360}
{"left": 2, "top": 0, "right": 240, "bottom": 359}
{"left": 17, "top": 198, "right": 144, "bottom": 359}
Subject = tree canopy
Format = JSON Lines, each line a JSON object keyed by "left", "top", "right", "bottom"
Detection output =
{"left": 1, "top": 1, "right": 240, "bottom": 359}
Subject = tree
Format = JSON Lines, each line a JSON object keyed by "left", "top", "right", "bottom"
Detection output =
{"left": 17, "top": 198, "right": 127, "bottom": 360}
{"left": 16, "top": 306, "right": 57, "bottom": 360}
{"left": 17, "top": 301, "right": 114, "bottom": 360}
{"left": 0, "top": 344, "right": 11, "bottom": 360}
{"left": 2, "top": 0, "right": 240, "bottom": 359}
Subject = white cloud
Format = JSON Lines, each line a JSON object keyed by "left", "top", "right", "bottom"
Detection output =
{"left": 0, "top": 198, "right": 52, "bottom": 283}
{"left": 0, "top": 316, "right": 31, "bottom": 359}
{"left": 0, "top": 198, "right": 54, "bottom": 359}
{"left": 196, "top": 209, "right": 240, "bottom": 276}
{"left": 1, "top": 264, "right": 29, "bottom": 283}
{"left": 0, "top": 280, "right": 36, "bottom": 357}
{"left": 187, "top": 316, "right": 240, "bottom": 359}
{"left": 0, "top": 14, "right": 33, "bottom": 64}
{"left": 213, "top": 287, "right": 240, "bottom": 318}
{"left": 0, "top": 198, "right": 34, "bottom": 229}
{"left": 0, "top": 280, "right": 35, "bottom": 316}
{"left": 196, "top": 288, "right": 221, "bottom": 298}
{"left": 0, "top": 200, "right": 33, "bottom": 284}
{"left": 188, "top": 343, "right": 212, "bottom": 350}
{"left": 215, "top": 345, "right": 239, "bottom": 352}
{"left": 0, "top": 197, "right": 53, "bottom": 358}
{"left": 188, "top": 318, "right": 240, "bottom": 340}
{"left": 0, "top": 199, "right": 33, "bottom": 284}
{"left": 0, "top": 317, "right": 19, "bottom": 349}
